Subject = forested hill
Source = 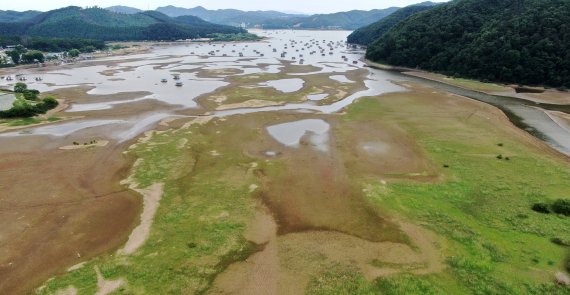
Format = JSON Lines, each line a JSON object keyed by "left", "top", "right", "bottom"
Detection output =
{"left": 347, "top": 2, "right": 437, "bottom": 45}
{"left": 262, "top": 8, "right": 399, "bottom": 30}
{"left": 0, "top": 6, "right": 245, "bottom": 41}
{"left": 366, "top": 0, "right": 570, "bottom": 88}
{"left": 155, "top": 5, "right": 399, "bottom": 29}
{"left": 0, "top": 10, "right": 41, "bottom": 22}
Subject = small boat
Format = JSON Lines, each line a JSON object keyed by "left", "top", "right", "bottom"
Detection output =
{"left": 173, "top": 74, "right": 181, "bottom": 80}
{"left": 161, "top": 79, "right": 168, "bottom": 83}
{"left": 175, "top": 82, "right": 183, "bottom": 87}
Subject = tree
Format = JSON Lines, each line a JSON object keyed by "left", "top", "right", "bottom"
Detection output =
{"left": 14, "top": 82, "right": 27, "bottom": 93}
{"left": 7, "top": 51, "right": 20, "bottom": 64}
{"left": 21, "top": 50, "right": 45, "bottom": 63}
{"left": 67, "top": 49, "right": 81, "bottom": 58}
{"left": 23, "top": 89, "right": 40, "bottom": 100}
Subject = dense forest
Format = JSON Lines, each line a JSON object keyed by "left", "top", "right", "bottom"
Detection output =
{"left": 0, "top": 10, "right": 41, "bottom": 22}
{"left": 0, "top": 6, "right": 245, "bottom": 41}
{"left": 347, "top": 2, "right": 437, "bottom": 45}
{"left": 366, "top": 0, "right": 570, "bottom": 88}
{"left": 0, "top": 36, "right": 105, "bottom": 52}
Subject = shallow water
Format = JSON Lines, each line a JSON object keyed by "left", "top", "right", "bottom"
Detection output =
{"left": 259, "top": 78, "right": 305, "bottom": 93}
{"left": 0, "top": 93, "right": 16, "bottom": 111}
{"left": 329, "top": 75, "right": 355, "bottom": 84}
{"left": 267, "top": 119, "right": 330, "bottom": 152}
{"left": 1, "top": 29, "right": 569, "bottom": 157}
{"left": 306, "top": 93, "right": 329, "bottom": 101}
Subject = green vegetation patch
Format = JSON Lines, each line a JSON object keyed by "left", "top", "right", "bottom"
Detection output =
{"left": 339, "top": 96, "right": 570, "bottom": 294}
{"left": 38, "top": 118, "right": 261, "bottom": 294}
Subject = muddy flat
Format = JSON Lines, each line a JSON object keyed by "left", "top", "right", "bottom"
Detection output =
{"left": 1, "top": 29, "right": 570, "bottom": 295}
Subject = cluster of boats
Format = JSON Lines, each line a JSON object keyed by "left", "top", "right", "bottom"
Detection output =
{"left": 161, "top": 74, "right": 183, "bottom": 86}
{"left": 185, "top": 38, "right": 360, "bottom": 65}
{"left": 0, "top": 75, "right": 42, "bottom": 82}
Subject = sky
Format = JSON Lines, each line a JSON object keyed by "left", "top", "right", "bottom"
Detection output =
{"left": 4, "top": 1, "right": 449, "bottom": 14}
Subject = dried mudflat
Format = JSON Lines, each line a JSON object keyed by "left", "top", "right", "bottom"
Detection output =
{"left": 36, "top": 82, "right": 570, "bottom": 294}
{"left": 1, "top": 30, "right": 570, "bottom": 295}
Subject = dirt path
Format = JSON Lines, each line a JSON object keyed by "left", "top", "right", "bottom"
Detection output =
{"left": 118, "top": 183, "right": 164, "bottom": 255}
{"left": 94, "top": 266, "right": 125, "bottom": 295}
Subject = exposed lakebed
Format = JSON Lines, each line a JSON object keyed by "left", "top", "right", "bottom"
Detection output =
{"left": 1, "top": 29, "right": 567, "bottom": 156}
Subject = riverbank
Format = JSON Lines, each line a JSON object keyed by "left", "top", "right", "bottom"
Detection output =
{"left": 365, "top": 59, "right": 570, "bottom": 106}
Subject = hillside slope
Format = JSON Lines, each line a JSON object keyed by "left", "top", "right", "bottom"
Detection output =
{"left": 0, "top": 6, "right": 244, "bottom": 41}
{"left": 366, "top": 0, "right": 570, "bottom": 87}
{"left": 347, "top": 2, "right": 437, "bottom": 45}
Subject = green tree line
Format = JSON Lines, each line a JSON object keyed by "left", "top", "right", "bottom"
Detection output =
{"left": 366, "top": 0, "right": 570, "bottom": 88}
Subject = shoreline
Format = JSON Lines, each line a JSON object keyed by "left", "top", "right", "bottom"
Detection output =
{"left": 364, "top": 59, "right": 570, "bottom": 106}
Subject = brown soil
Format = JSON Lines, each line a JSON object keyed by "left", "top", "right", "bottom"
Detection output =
{"left": 207, "top": 107, "right": 444, "bottom": 294}
{"left": 0, "top": 139, "right": 140, "bottom": 295}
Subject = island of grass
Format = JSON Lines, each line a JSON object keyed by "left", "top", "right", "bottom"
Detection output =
{"left": 0, "top": 82, "right": 59, "bottom": 120}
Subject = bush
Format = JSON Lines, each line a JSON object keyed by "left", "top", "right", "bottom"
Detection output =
{"left": 531, "top": 203, "right": 550, "bottom": 214}
{"left": 0, "top": 96, "right": 58, "bottom": 118}
{"left": 552, "top": 199, "right": 570, "bottom": 216}
{"left": 14, "top": 82, "right": 27, "bottom": 93}
{"left": 22, "top": 89, "right": 40, "bottom": 100}
{"left": 550, "top": 238, "right": 569, "bottom": 246}
{"left": 41, "top": 97, "right": 58, "bottom": 110}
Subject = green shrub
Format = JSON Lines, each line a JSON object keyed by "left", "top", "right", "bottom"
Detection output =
{"left": 41, "top": 97, "right": 58, "bottom": 110}
{"left": 23, "top": 89, "right": 40, "bottom": 100}
{"left": 552, "top": 199, "right": 570, "bottom": 216}
{"left": 531, "top": 203, "right": 550, "bottom": 214}
{"left": 0, "top": 96, "right": 58, "bottom": 118}
{"left": 550, "top": 238, "right": 569, "bottom": 246}
{"left": 14, "top": 82, "right": 27, "bottom": 93}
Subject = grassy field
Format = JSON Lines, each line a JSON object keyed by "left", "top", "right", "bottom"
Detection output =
{"left": 37, "top": 83, "right": 570, "bottom": 294}
{"left": 303, "top": 89, "right": 570, "bottom": 294}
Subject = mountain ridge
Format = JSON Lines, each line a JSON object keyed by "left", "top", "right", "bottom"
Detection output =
{"left": 0, "top": 6, "right": 245, "bottom": 41}
{"left": 347, "top": 2, "right": 439, "bottom": 45}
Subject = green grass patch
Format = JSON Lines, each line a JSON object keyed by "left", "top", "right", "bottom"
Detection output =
{"left": 339, "top": 96, "right": 570, "bottom": 294}
{"left": 39, "top": 119, "right": 261, "bottom": 294}
{"left": 3, "top": 116, "right": 62, "bottom": 126}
